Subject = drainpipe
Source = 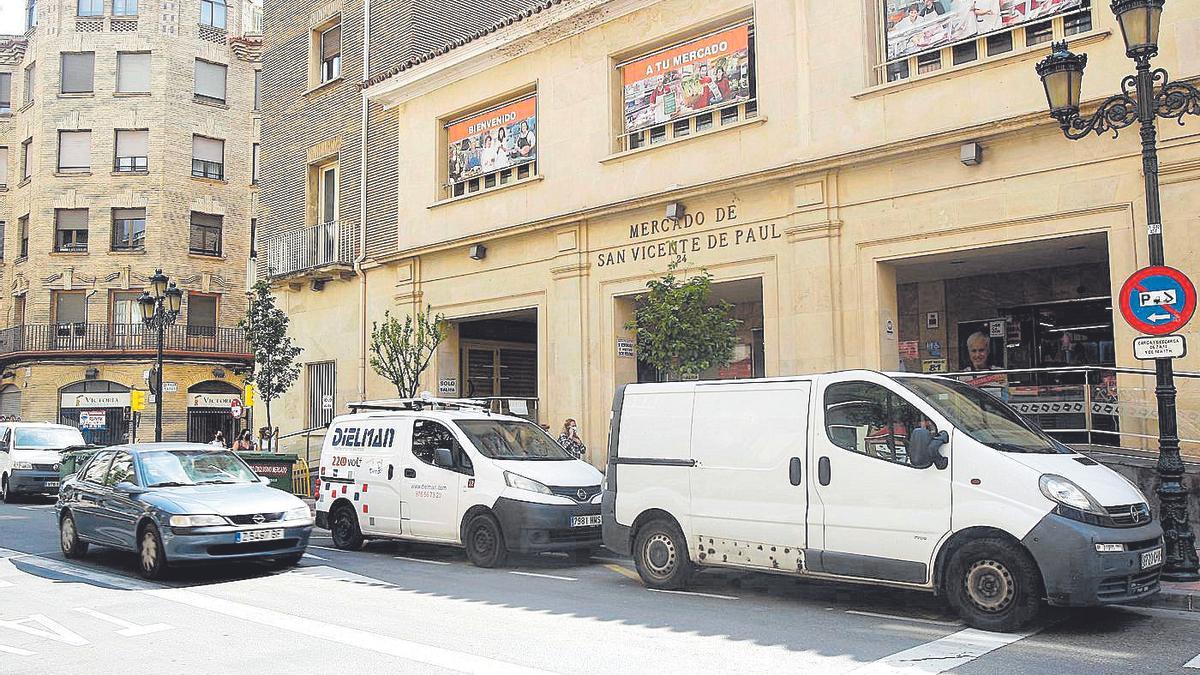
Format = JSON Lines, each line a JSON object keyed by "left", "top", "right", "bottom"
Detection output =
{"left": 355, "top": 0, "right": 371, "bottom": 402}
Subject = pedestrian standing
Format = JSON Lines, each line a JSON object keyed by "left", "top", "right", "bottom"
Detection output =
{"left": 557, "top": 418, "right": 586, "bottom": 460}
{"left": 232, "top": 429, "right": 254, "bottom": 452}
{"left": 210, "top": 430, "right": 227, "bottom": 448}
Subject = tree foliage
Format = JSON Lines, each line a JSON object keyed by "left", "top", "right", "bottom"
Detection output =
{"left": 370, "top": 307, "right": 447, "bottom": 398}
{"left": 240, "top": 281, "right": 302, "bottom": 434}
{"left": 624, "top": 264, "right": 740, "bottom": 380}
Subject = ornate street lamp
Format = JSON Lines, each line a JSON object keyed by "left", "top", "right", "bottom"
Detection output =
{"left": 139, "top": 269, "right": 183, "bottom": 442}
{"left": 1035, "top": 1, "right": 1200, "bottom": 581}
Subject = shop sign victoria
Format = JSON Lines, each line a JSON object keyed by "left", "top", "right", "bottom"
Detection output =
{"left": 188, "top": 393, "right": 241, "bottom": 408}
{"left": 60, "top": 393, "right": 131, "bottom": 408}
{"left": 596, "top": 204, "right": 780, "bottom": 268}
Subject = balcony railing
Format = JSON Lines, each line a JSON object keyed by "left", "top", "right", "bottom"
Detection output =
{"left": 263, "top": 221, "right": 359, "bottom": 278}
{"left": 0, "top": 323, "right": 249, "bottom": 359}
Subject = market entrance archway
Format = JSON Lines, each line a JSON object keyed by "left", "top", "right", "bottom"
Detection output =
{"left": 186, "top": 380, "right": 242, "bottom": 444}
{"left": 59, "top": 380, "right": 131, "bottom": 446}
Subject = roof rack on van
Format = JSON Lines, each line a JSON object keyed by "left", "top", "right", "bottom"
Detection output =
{"left": 347, "top": 396, "right": 490, "bottom": 413}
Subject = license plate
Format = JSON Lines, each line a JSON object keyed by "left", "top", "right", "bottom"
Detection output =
{"left": 570, "top": 515, "right": 601, "bottom": 528}
{"left": 236, "top": 529, "right": 284, "bottom": 543}
{"left": 1141, "top": 547, "right": 1163, "bottom": 569}
{"left": 45, "top": 482, "right": 59, "bottom": 489}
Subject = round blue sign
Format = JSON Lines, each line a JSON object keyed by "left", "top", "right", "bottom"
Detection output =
{"left": 1118, "top": 266, "right": 1196, "bottom": 336}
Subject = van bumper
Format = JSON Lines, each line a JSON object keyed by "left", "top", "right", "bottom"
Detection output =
{"left": 601, "top": 489, "right": 632, "bottom": 556}
{"left": 492, "top": 497, "right": 602, "bottom": 553}
{"left": 7, "top": 470, "right": 62, "bottom": 496}
{"left": 1021, "top": 513, "right": 1164, "bottom": 607}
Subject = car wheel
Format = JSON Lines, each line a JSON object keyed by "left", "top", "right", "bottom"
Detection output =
{"left": 137, "top": 523, "right": 168, "bottom": 580}
{"left": 330, "top": 504, "right": 364, "bottom": 551}
{"left": 946, "top": 537, "right": 1043, "bottom": 632}
{"left": 60, "top": 512, "right": 89, "bottom": 559}
{"left": 1, "top": 474, "right": 14, "bottom": 504}
{"left": 633, "top": 518, "right": 692, "bottom": 590}
{"left": 464, "top": 513, "right": 508, "bottom": 568}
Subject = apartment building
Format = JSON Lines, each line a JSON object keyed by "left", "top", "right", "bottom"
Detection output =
{"left": 0, "top": 0, "right": 262, "bottom": 444}
{"left": 262, "top": 0, "right": 1200, "bottom": 463}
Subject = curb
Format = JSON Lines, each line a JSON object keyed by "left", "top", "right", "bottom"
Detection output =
{"left": 1121, "top": 580, "right": 1200, "bottom": 613}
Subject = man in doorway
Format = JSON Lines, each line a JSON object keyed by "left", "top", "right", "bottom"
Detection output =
{"left": 965, "top": 331, "right": 995, "bottom": 371}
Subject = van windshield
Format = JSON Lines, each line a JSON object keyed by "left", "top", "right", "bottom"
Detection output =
{"left": 14, "top": 427, "right": 87, "bottom": 450}
{"left": 895, "top": 377, "right": 1070, "bottom": 454}
{"left": 453, "top": 420, "right": 575, "bottom": 461}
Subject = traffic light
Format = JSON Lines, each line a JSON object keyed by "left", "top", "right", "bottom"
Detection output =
{"left": 130, "top": 390, "right": 147, "bottom": 412}
{"left": 244, "top": 383, "right": 255, "bottom": 407}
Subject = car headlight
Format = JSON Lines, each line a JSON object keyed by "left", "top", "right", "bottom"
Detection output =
{"left": 12, "top": 461, "right": 34, "bottom": 471}
{"left": 169, "top": 514, "right": 228, "bottom": 527}
{"left": 504, "top": 471, "right": 552, "bottom": 495}
{"left": 285, "top": 506, "right": 312, "bottom": 522}
{"left": 1039, "top": 474, "right": 1105, "bottom": 516}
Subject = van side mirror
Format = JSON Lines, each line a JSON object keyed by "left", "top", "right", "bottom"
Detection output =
{"left": 432, "top": 447, "right": 454, "bottom": 469}
{"left": 908, "top": 429, "right": 949, "bottom": 470}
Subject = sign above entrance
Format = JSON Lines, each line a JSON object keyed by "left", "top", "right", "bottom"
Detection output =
{"left": 1119, "top": 266, "right": 1196, "bottom": 336}
{"left": 1133, "top": 335, "right": 1187, "bottom": 361}
{"left": 61, "top": 392, "right": 130, "bottom": 408}
{"left": 188, "top": 393, "right": 240, "bottom": 408}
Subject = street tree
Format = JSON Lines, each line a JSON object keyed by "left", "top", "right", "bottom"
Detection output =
{"left": 624, "top": 263, "right": 740, "bottom": 380}
{"left": 370, "top": 307, "right": 448, "bottom": 397}
{"left": 240, "top": 281, "right": 302, "bottom": 436}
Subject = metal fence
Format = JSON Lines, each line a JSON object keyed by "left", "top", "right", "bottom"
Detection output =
{"left": 263, "top": 220, "right": 359, "bottom": 278}
{"left": 0, "top": 323, "right": 249, "bottom": 356}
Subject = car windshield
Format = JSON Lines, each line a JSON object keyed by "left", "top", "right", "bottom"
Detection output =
{"left": 454, "top": 420, "right": 575, "bottom": 460}
{"left": 14, "top": 427, "right": 87, "bottom": 450}
{"left": 895, "top": 377, "right": 1069, "bottom": 455}
{"left": 140, "top": 449, "right": 261, "bottom": 487}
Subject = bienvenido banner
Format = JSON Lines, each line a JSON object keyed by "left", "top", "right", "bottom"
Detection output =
{"left": 446, "top": 95, "right": 537, "bottom": 185}
{"left": 620, "top": 23, "right": 753, "bottom": 135}
{"left": 883, "top": 0, "right": 1084, "bottom": 61}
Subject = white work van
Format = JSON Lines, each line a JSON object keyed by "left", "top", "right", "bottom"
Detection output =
{"left": 602, "top": 371, "right": 1164, "bottom": 631}
{"left": 0, "top": 422, "right": 88, "bottom": 502}
{"left": 316, "top": 398, "right": 604, "bottom": 567}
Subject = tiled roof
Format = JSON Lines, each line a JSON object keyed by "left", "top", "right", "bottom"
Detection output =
{"left": 361, "top": 0, "right": 566, "bottom": 90}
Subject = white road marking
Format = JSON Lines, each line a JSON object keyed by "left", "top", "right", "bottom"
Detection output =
{"left": 1184, "top": 653, "right": 1200, "bottom": 669}
{"left": 845, "top": 610, "right": 962, "bottom": 627}
{"left": 0, "top": 579, "right": 13, "bottom": 587}
{"left": 143, "top": 587, "right": 555, "bottom": 675}
{"left": 509, "top": 571, "right": 577, "bottom": 582}
{"left": 0, "top": 551, "right": 154, "bottom": 591}
{"left": 18, "top": 506, "right": 53, "bottom": 511}
{"left": 72, "top": 608, "right": 173, "bottom": 636}
{"left": 646, "top": 588, "right": 738, "bottom": 600}
{"left": 0, "top": 515, "right": 29, "bottom": 521}
{"left": 302, "top": 552, "right": 328, "bottom": 561}
{"left": 394, "top": 556, "right": 452, "bottom": 566}
{"left": 851, "top": 626, "right": 1039, "bottom": 674}
{"left": 0, "top": 615, "right": 90, "bottom": 646}
{"left": 0, "top": 644, "right": 35, "bottom": 656}
{"left": 307, "top": 545, "right": 343, "bottom": 553}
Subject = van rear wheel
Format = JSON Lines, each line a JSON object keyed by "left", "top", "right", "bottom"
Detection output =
{"left": 633, "top": 519, "right": 692, "bottom": 590}
{"left": 330, "top": 504, "right": 365, "bottom": 551}
{"left": 464, "top": 513, "right": 508, "bottom": 568}
{"left": 946, "top": 538, "right": 1042, "bottom": 632}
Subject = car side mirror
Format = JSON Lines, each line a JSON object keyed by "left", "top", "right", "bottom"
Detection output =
{"left": 113, "top": 481, "right": 145, "bottom": 495}
{"left": 432, "top": 447, "right": 454, "bottom": 469}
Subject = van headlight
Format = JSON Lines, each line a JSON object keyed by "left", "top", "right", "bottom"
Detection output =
{"left": 504, "top": 471, "right": 552, "bottom": 495}
{"left": 1039, "top": 474, "right": 1106, "bottom": 521}
{"left": 285, "top": 506, "right": 312, "bottom": 522}
{"left": 169, "top": 514, "right": 227, "bottom": 527}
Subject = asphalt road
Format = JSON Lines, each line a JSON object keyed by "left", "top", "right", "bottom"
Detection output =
{"left": 1, "top": 498, "right": 1199, "bottom": 674}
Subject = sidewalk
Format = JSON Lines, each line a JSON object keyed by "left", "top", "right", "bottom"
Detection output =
{"left": 1143, "top": 578, "right": 1200, "bottom": 612}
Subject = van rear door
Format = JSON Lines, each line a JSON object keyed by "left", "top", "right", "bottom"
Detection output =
{"left": 689, "top": 381, "right": 810, "bottom": 571}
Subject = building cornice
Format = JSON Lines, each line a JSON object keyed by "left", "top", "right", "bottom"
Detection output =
{"left": 0, "top": 35, "right": 28, "bottom": 66}
{"left": 230, "top": 35, "right": 263, "bottom": 63}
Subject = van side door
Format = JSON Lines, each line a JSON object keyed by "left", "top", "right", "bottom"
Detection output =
{"left": 401, "top": 419, "right": 470, "bottom": 541}
{"left": 809, "top": 378, "right": 950, "bottom": 585}
{"left": 345, "top": 420, "right": 407, "bottom": 537}
{"left": 689, "top": 382, "right": 810, "bottom": 571}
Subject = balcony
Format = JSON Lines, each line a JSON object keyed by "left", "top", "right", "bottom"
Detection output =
{"left": 0, "top": 323, "right": 250, "bottom": 365}
{"left": 263, "top": 221, "right": 359, "bottom": 280}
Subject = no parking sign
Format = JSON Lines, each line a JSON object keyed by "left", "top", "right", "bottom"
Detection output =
{"left": 1118, "top": 266, "right": 1196, "bottom": 336}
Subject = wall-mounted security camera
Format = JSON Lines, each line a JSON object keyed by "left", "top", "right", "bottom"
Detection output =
{"left": 665, "top": 202, "right": 685, "bottom": 221}
{"left": 960, "top": 142, "right": 983, "bottom": 166}
{"left": 469, "top": 244, "right": 487, "bottom": 261}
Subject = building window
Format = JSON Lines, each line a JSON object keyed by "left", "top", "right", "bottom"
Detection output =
{"left": 246, "top": 3, "right": 263, "bottom": 33}
{"left": 200, "top": 0, "right": 227, "bottom": 28}
{"left": 0, "top": 73, "right": 11, "bottom": 114}
{"left": 0, "top": 147, "right": 8, "bottom": 188}
{"left": 114, "top": 129, "right": 148, "bottom": 172}
{"left": 189, "top": 212, "right": 222, "bottom": 256}
{"left": 253, "top": 70, "right": 261, "bottom": 110}
{"left": 0, "top": 221, "right": 5, "bottom": 259}
{"left": 191, "top": 135, "right": 224, "bottom": 179}
{"left": 21, "top": 138, "right": 31, "bottom": 180}
{"left": 57, "top": 130, "right": 91, "bottom": 173}
{"left": 55, "top": 208, "right": 89, "bottom": 252}
{"left": 1025, "top": 20, "right": 1054, "bottom": 46}
{"left": 617, "top": 22, "right": 756, "bottom": 152}
{"left": 445, "top": 93, "right": 537, "bottom": 199}
{"left": 312, "top": 160, "right": 337, "bottom": 224}
{"left": 76, "top": 0, "right": 101, "bottom": 17}
{"left": 251, "top": 143, "right": 260, "bottom": 184}
{"left": 113, "top": 0, "right": 137, "bottom": 15}
{"left": 953, "top": 41, "right": 978, "bottom": 65}
{"left": 54, "top": 291, "right": 87, "bottom": 330}
{"left": 22, "top": 62, "right": 35, "bottom": 106}
{"left": 186, "top": 294, "right": 218, "bottom": 336}
{"left": 194, "top": 59, "right": 227, "bottom": 104}
{"left": 26, "top": 0, "right": 37, "bottom": 30}
{"left": 986, "top": 31, "right": 1014, "bottom": 56}
{"left": 116, "top": 52, "right": 151, "bottom": 93}
{"left": 1064, "top": 5, "right": 1093, "bottom": 35}
{"left": 60, "top": 52, "right": 95, "bottom": 94}
{"left": 306, "top": 361, "right": 335, "bottom": 427}
{"left": 17, "top": 215, "right": 28, "bottom": 258}
{"left": 319, "top": 22, "right": 341, "bottom": 83}
{"left": 111, "top": 208, "right": 146, "bottom": 250}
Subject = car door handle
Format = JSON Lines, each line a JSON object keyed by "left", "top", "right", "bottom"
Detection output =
{"left": 818, "top": 456, "right": 831, "bottom": 486}
{"left": 789, "top": 457, "right": 802, "bottom": 486}
{"left": 404, "top": 468, "right": 416, "bottom": 479}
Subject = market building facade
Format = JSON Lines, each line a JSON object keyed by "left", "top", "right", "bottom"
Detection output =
{"left": 262, "top": 0, "right": 1200, "bottom": 465}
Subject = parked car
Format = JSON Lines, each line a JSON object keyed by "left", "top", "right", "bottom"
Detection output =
{"left": 0, "top": 422, "right": 89, "bottom": 502}
{"left": 56, "top": 443, "right": 313, "bottom": 579}
{"left": 602, "top": 370, "right": 1163, "bottom": 632}
{"left": 315, "top": 398, "right": 603, "bottom": 567}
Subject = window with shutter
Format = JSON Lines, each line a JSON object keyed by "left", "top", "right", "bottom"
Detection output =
{"left": 187, "top": 295, "right": 218, "bottom": 336}
{"left": 0, "top": 73, "right": 11, "bottom": 114}
{"left": 252, "top": 143, "right": 260, "bottom": 184}
{"left": 117, "top": 52, "right": 151, "bottom": 93}
{"left": 58, "top": 130, "right": 91, "bottom": 172}
{"left": 21, "top": 138, "right": 32, "bottom": 180}
{"left": 191, "top": 135, "right": 224, "bottom": 180}
{"left": 17, "top": 216, "right": 28, "bottom": 258}
{"left": 194, "top": 59, "right": 227, "bottom": 103}
{"left": 189, "top": 212, "right": 222, "bottom": 256}
{"left": 55, "top": 209, "right": 89, "bottom": 252}
{"left": 115, "top": 129, "right": 149, "bottom": 172}
{"left": 320, "top": 23, "right": 341, "bottom": 82}
{"left": 23, "top": 63, "right": 35, "bottom": 106}
{"left": 112, "top": 208, "right": 146, "bottom": 250}
{"left": 253, "top": 70, "right": 261, "bottom": 110}
{"left": 0, "top": 147, "right": 8, "bottom": 188}
{"left": 60, "top": 52, "right": 95, "bottom": 94}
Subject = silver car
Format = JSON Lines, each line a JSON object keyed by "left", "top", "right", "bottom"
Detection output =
{"left": 55, "top": 443, "right": 313, "bottom": 579}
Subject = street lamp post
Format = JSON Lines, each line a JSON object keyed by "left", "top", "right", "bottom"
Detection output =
{"left": 1036, "top": 0, "right": 1200, "bottom": 581}
{"left": 138, "top": 269, "right": 183, "bottom": 443}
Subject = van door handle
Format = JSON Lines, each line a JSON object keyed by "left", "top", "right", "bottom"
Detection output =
{"left": 404, "top": 468, "right": 416, "bottom": 479}
{"left": 818, "top": 456, "right": 831, "bottom": 486}
{"left": 388, "top": 464, "right": 394, "bottom": 480}
{"left": 789, "top": 457, "right": 802, "bottom": 486}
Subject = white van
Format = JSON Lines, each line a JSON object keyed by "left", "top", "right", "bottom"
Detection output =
{"left": 0, "top": 422, "right": 88, "bottom": 502}
{"left": 602, "top": 370, "right": 1164, "bottom": 631}
{"left": 316, "top": 398, "right": 604, "bottom": 567}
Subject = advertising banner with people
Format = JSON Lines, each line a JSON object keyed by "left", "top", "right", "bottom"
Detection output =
{"left": 620, "top": 23, "right": 754, "bottom": 135}
{"left": 446, "top": 95, "right": 537, "bottom": 185}
{"left": 883, "top": 0, "right": 1085, "bottom": 61}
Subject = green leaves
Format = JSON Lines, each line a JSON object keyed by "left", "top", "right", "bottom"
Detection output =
{"left": 369, "top": 307, "right": 447, "bottom": 397}
{"left": 624, "top": 264, "right": 740, "bottom": 380}
{"left": 239, "top": 281, "right": 302, "bottom": 430}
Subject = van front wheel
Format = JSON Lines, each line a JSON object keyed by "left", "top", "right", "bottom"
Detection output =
{"left": 946, "top": 538, "right": 1042, "bottom": 632}
{"left": 464, "top": 513, "right": 508, "bottom": 568}
{"left": 633, "top": 519, "right": 692, "bottom": 590}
